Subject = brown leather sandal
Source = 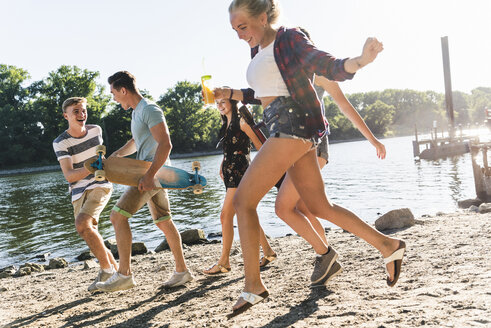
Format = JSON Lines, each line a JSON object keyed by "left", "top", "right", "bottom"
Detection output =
{"left": 259, "top": 254, "right": 277, "bottom": 268}
{"left": 203, "top": 263, "right": 231, "bottom": 275}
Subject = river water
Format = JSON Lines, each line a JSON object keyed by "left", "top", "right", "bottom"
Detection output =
{"left": 0, "top": 136, "right": 477, "bottom": 268}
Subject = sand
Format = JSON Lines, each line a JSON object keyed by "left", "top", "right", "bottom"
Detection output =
{"left": 0, "top": 211, "right": 489, "bottom": 328}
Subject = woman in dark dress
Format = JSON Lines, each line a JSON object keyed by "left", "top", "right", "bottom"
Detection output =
{"left": 203, "top": 96, "right": 276, "bottom": 274}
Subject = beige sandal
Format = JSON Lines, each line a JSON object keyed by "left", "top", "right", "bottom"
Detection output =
{"left": 227, "top": 290, "right": 269, "bottom": 319}
{"left": 203, "top": 263, "right": 231, "bottom": 275}
{"left": 384, "top": 240, "right": 406, "bottom": 287}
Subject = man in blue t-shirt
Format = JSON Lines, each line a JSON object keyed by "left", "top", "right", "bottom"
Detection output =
{"left": 96, "top": 71, "right": 194, "bottom": 292}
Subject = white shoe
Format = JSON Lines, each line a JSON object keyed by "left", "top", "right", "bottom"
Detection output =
{"left": 95, "top": 272, "right": 136, "bottom": 292}
{"left": 162, "top": 270, "right": 194, "bottom": 288}
{"left": 88, "top": 265, "right": 116, "bottom": 292}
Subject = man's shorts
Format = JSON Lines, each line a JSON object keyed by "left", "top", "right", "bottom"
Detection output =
{"left": 263, "top": 96, "right": 318, "bottom": 145}
{"left": 316, "top": 135, "right": 329, "bottom": 163}
{"left": 113, "top": 186, "right": 172, "bottom": 223}
{"left": 72, "top": 187, "right": 112, "bottom": 223}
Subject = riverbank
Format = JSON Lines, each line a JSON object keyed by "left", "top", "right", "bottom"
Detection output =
{"left": 0, "top": 134, "right": 407, "bottom": 177}
{"left": 1, "top": 210, "right": 489, "bottom": 327}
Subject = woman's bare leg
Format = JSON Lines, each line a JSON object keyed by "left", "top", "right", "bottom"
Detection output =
{"left": 276, "top": 156, "right": 330, "bottom": 250}
{"left": 208, "top": 188, "right": 236, "bottom": 271}
{"left": 232, "top": 138, "right": 312, "bottom": 309}
{"left": 287, "top": 149, "right": 402, "bottom": 280}
{"left": 295, "top": 157, "right": 329, "bottom": 245}
{"left": 205, "top": 187, "right": 275, "bottom": 273}
{"left": 232, "top": 139, "right": 402, "bottom": 311}
{"left": 259, "top": 226, "right": 276, "bottom": 259}
{"left": 275, "top": 172, "right": 329, "bottom": 255}
{"left": 297, "top": 199, "right": 329, "bottom": 244}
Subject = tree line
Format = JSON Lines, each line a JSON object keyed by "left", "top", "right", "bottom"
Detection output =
{"left": 324, "top": 88, "right": 491, "bottom": 140}
{"left": 0, "top": 64, "right": 222, "bottom": 168}
{"left": 1, "top": 64, "right": 490, "bottom": 168}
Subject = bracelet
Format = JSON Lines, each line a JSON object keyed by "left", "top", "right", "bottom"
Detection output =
{"left": 229, "top": 88, "right": 234, "bottom": 100}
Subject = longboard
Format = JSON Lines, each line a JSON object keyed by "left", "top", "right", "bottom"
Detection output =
{"left": 84, "top": 146, "right": 207, "bottom": 194}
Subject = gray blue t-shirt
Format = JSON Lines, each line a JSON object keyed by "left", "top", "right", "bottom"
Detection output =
{"left": 132, "top": 98, "right": 166, "bottom": 161}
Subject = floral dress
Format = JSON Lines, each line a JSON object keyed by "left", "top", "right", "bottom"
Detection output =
{"left": 221, "top": 116, "right": 251, "bottom": 189}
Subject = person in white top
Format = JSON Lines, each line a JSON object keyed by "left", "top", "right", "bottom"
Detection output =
{"left": 218, "top": 0, "right": 406, "bottom": 318}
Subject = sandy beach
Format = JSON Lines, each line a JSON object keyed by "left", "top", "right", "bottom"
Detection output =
{"left": 0, "top": 210, "right": 489, "bottom": 328}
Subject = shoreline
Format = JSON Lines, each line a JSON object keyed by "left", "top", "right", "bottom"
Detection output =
{"left": 0, "top": 134, "right": 411, "bottom": 177}
{"left": 0, "top": 210, "right": 489, "bottom": 327}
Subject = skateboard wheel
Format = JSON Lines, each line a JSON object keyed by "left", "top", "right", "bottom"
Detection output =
{"left": 192, "top": 161, "right": 201, "bottom": 171}
{"left": 94, "top": 170, "right": 106, "bottom": 181}
{"left": 95, "top": 145, "right": 106, "bottom": 156}
{"left": 193, "top": 185, "right": 203, "bottom": 194}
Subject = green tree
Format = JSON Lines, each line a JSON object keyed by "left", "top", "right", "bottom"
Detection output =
{"left": 251, "top": 104, "right": 264, "bottom": 121}
{"left": 0, "top": 64, "right": 30, "bottom": 107}
{"left": 29, "top": 65, "right": 110, "bottom": 162}
{"left": 29, "top": 66, "right": 107, "bottom": 141}
{"left": 101, "top": 103, "right": 132, "bottom": 155}
{"left": 363, "top": 100, "right": 395, "bottom": 135}
{"left": 0, "top": 65, "right": 44, "bottom": 167}
{"left": 157, "top": 81, "right": 221, "bottom": 153}
{"left": 322, "top": 96, "right": 360, "bottom": 140}
{"left": 451, "top": 91, "right": 470, "bottom": 124}
{"left": 468, "top": 87, "right": 491, "bottom": 123}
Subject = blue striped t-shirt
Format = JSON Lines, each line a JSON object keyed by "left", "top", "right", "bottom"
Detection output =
{"left": 52, "top": 125, "right": 112, "bottom": 202}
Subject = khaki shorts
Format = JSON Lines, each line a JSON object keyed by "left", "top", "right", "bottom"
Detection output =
{"left": 113, "top": 186, "right": 172, "bottom": 224}
{"left": 72, "top": 187, "right": 113, "bottom": 223}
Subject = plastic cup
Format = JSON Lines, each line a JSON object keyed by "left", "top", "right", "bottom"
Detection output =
{"left": 201, "top": 75, "right": 215, "bottom": 105}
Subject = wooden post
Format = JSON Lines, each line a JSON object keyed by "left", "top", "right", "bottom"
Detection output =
{"left": 413, "top": 125, "right": 420, "bottom": 157}
{"left": 483, "top": 147, "right": 488, "bottom": 170}
{"left": 471, "top": 145, "right": 485, "bottom": 200}
{"left": 441, "top": 36, "right": 455, "bottom": 140}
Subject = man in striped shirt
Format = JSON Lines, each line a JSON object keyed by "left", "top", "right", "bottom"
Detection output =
{"left": 53, "top": 97, "right": 117, "bottom": 292}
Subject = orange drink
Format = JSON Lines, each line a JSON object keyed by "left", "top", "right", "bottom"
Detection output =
{"left": 201, "top": 75, "right": 215, "bottom": 105}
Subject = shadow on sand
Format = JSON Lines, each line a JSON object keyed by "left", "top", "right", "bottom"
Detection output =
{"left": 3, "top": 275, "right": 241, "bottom": 328}
{"left": 258, "top": 287, "right": 334, "bottom": 328}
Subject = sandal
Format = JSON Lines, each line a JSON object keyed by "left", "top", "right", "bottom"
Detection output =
{"left": 259, "top": 254, "right": 277, "bottom": 268}
{"left": 203, "top": 263, "right": 231, "bottom": 275}
{"left": 227, "top": 290, "right": 269, "bottom": 319}
{"left": 384, "top": 240, "right": 406, "bottom": 287}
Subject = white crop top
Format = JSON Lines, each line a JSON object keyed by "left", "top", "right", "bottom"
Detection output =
{"left": 246, "top": 41, "right": 290, "bottom": 98}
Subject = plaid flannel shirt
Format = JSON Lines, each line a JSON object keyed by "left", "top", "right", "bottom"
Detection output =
{"left": 241, "top": 27, "right": 355, "bottom": 137}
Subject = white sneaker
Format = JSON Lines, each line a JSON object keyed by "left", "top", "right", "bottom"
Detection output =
{"left": 162, "top": 270, "right": 194, "bottom": 288}
{"left": 88, "top": 265, "right": 116, "bottom": 292}
{"left": 95, "top": 272, "right": 136, "bottom": 292}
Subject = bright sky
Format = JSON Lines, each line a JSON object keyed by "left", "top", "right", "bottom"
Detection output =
{"left": 2, "top": 0, "right": 490, "bottom": 100}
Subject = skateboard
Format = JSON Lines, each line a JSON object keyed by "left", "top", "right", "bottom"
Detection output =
{"left": 239, "top": 105, "right": 267, "bottom": 143}
{"left": 84, "top": 146, "right": 207, "bottom": 194}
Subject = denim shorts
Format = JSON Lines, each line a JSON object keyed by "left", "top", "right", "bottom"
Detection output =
{"left": 316, "top": 134, "right": 329, "bottom": 163}
{"left": 263, "top": 96, "right": 317, "bottom": 144}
